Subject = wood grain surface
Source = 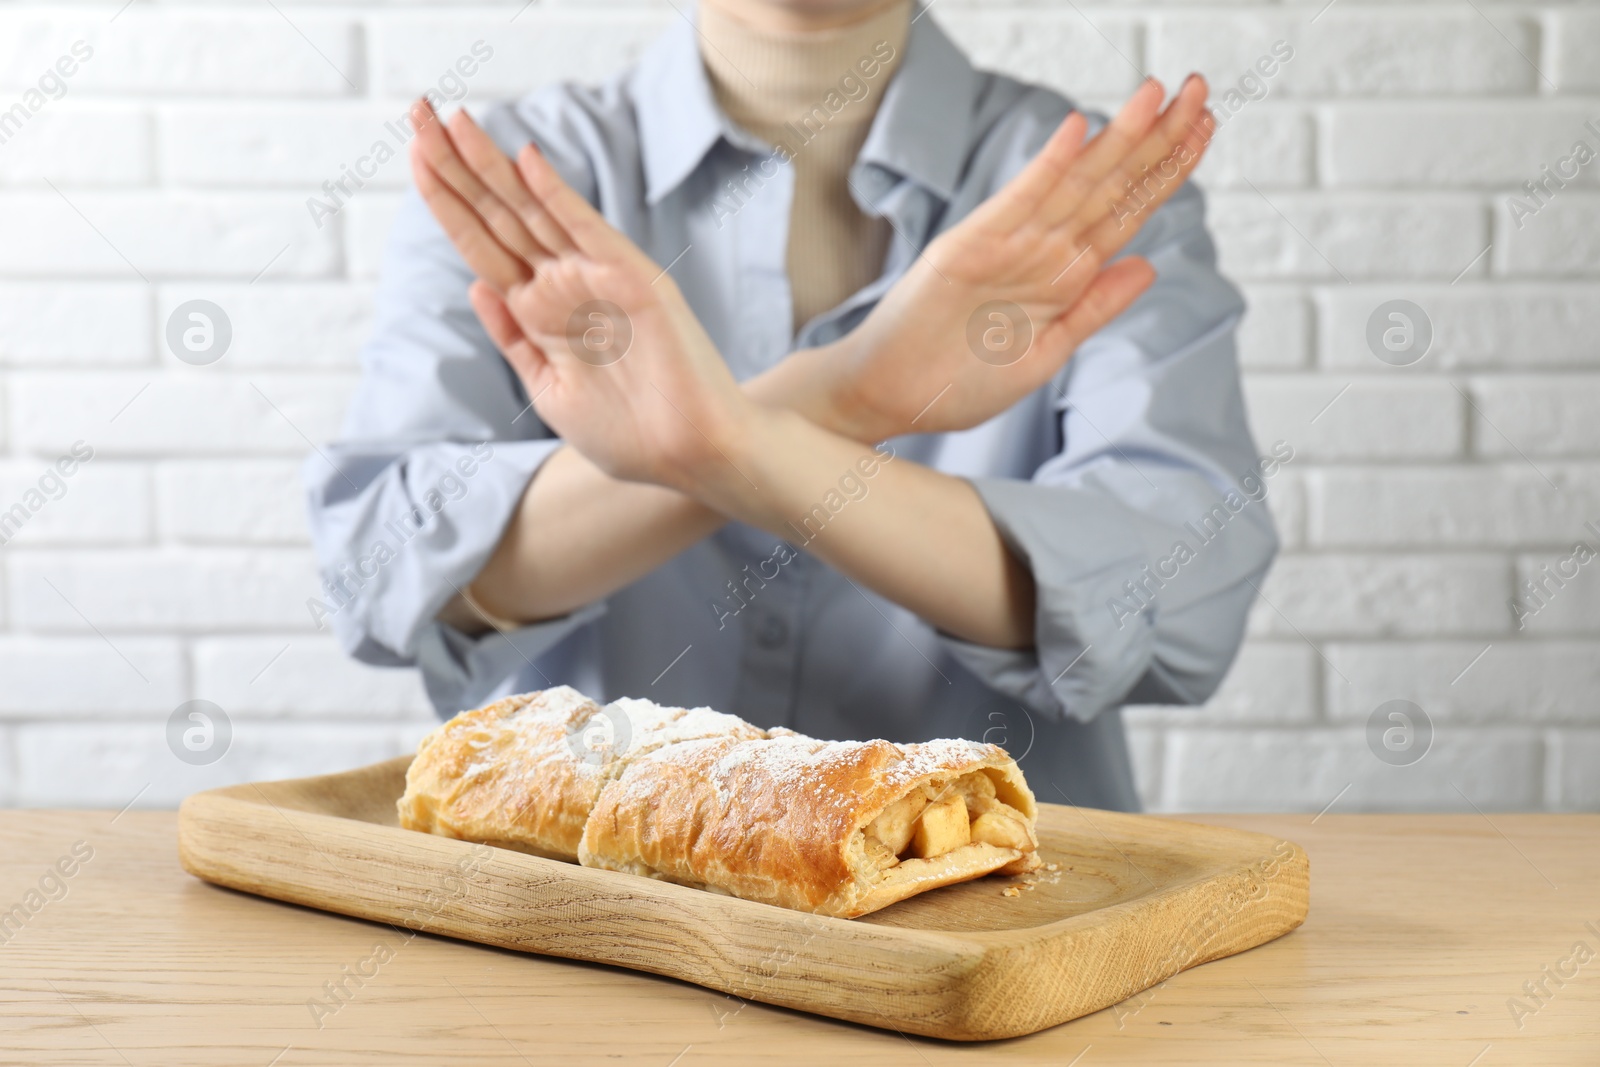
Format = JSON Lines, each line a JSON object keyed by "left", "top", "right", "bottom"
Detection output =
{"left": 1, "top": 804, "right": 1595, "bottom": 1064}
{"left": 171, "top": 758, "right": 1309, "bottom": 1040}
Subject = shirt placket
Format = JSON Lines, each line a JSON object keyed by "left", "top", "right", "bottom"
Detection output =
{"left": 728, "top": 141, "right": 797, "bottom": 372}
{"left": 721, "top": 144, "right": 812, "bottom": 729}
{"left": 727, "top": 540, "right": 813, "bottom": 730}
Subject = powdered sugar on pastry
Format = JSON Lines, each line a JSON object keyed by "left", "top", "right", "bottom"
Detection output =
{"left": 402, "top": 687, "right": 1041, "bottom": 917}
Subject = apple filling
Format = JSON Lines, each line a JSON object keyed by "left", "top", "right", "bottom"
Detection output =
{"left": 862, "top": 771, "right": 1034, "bottom": 868}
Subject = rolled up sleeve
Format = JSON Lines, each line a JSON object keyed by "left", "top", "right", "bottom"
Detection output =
{"left": 303, "top": 160, "right": 601, "bottom": 714}
{"left": 940, "top": 180, "right": 1280, "bottom": 723}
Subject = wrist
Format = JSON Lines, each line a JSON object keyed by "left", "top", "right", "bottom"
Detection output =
{"left": 457, "top": 579, "right": 523, "bottom": 634}
{"left": 659, "top": 387, "right": 765, "bottom": 503}
{"left": 746, "top": 336, "right": 895, "bottom": 444}
{"left": 811, "top": 334, "right": 885, "bottom": 443}
{"left": 673, "top": 400, "right": 802, "bottom": 527}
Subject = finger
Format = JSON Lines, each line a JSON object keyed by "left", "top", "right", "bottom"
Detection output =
{"left": 1035, "top": 77, "right": 1169, "bottom": 226}
{"left": 1039, "top": 256, "right": 1157, "bottom": 357}
{"left": 1077, "top": 107, "right": 1216, "bottom": 259}
{"left": 965, "top": 110, "right": 1090, "bottom": 232}
{"left": 411, "top": 146, "right": 532, "bottom": 292}
{"left": 410, "top": 98, "right": 549, "bottom": 268}
{"left": 410, "top": 94, "right": 442, "bottom": 137}
{"left": 1066, "top": 75, "right": 1213, "bottom": 237}
{"left": 507, "top": 270, "right": 579, "bottom": 354}
{"left": 447, "top": 108, "right": 575, "bottom": 258}
{"left": 468, "top": 277, "right": 527, "bottom": 354}
{"left": 470, "top": 280, "right": 551, "bottom": 394}
{"left": 1045, "top": 239, "right": 1105, "bottom": 309}
{"left": 515, "top": 144, "right": 632, "bottom": 261}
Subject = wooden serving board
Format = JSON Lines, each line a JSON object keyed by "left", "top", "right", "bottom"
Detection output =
{"left": 177, "top": 756, "right": 1309, "bottom": 1042}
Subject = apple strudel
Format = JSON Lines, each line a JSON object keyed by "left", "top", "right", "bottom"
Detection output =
{"left": 398, "top": 688, "right": 1040, "bottom": 917}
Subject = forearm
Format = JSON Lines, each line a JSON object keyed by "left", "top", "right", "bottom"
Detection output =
{"left": 448, "top": 345, "right": 853, "bottom": 630}
{"left": 448, "top": 342, "right": 1034, "bottom": 646}
{"left": 694, "top": 408, "right": 1036, "bottom": 649}
{"left": 442, "top": 444, "right": 716, "bottom": 629}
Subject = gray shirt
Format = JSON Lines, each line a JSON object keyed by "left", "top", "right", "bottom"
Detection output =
{"left": 303, "top": 10, "right": 1278, "bottom": 812}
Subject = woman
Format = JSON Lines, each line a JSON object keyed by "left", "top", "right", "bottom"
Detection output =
{"left": 305, "top": 0, "right": 1277, "bottom": 811}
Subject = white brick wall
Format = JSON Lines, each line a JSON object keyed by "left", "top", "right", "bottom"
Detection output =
{"left": 0, "top": 1, "right": 1593, "bottom": 814}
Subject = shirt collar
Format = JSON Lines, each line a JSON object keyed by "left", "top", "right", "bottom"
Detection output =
{"left": 855, "top": 8, "right": 977, "bottom": 202}
{"left": 631, "top": 15, "right": 728, "bottom": 206}
{"left": 630, "top": 4, "right": 979, "bottom": 206}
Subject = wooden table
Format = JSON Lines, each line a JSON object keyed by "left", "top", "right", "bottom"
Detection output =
{"left": 2, "top": 811, "right": 1595, "bottom": 1065}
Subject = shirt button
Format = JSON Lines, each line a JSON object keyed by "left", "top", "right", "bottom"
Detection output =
{"left": 754, "top": 615, "right": 789, "bottom": 649}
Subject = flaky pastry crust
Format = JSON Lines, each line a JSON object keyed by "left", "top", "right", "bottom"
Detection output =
{"left": 400, "top": 688, "right": 1040, "bottom": 917}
